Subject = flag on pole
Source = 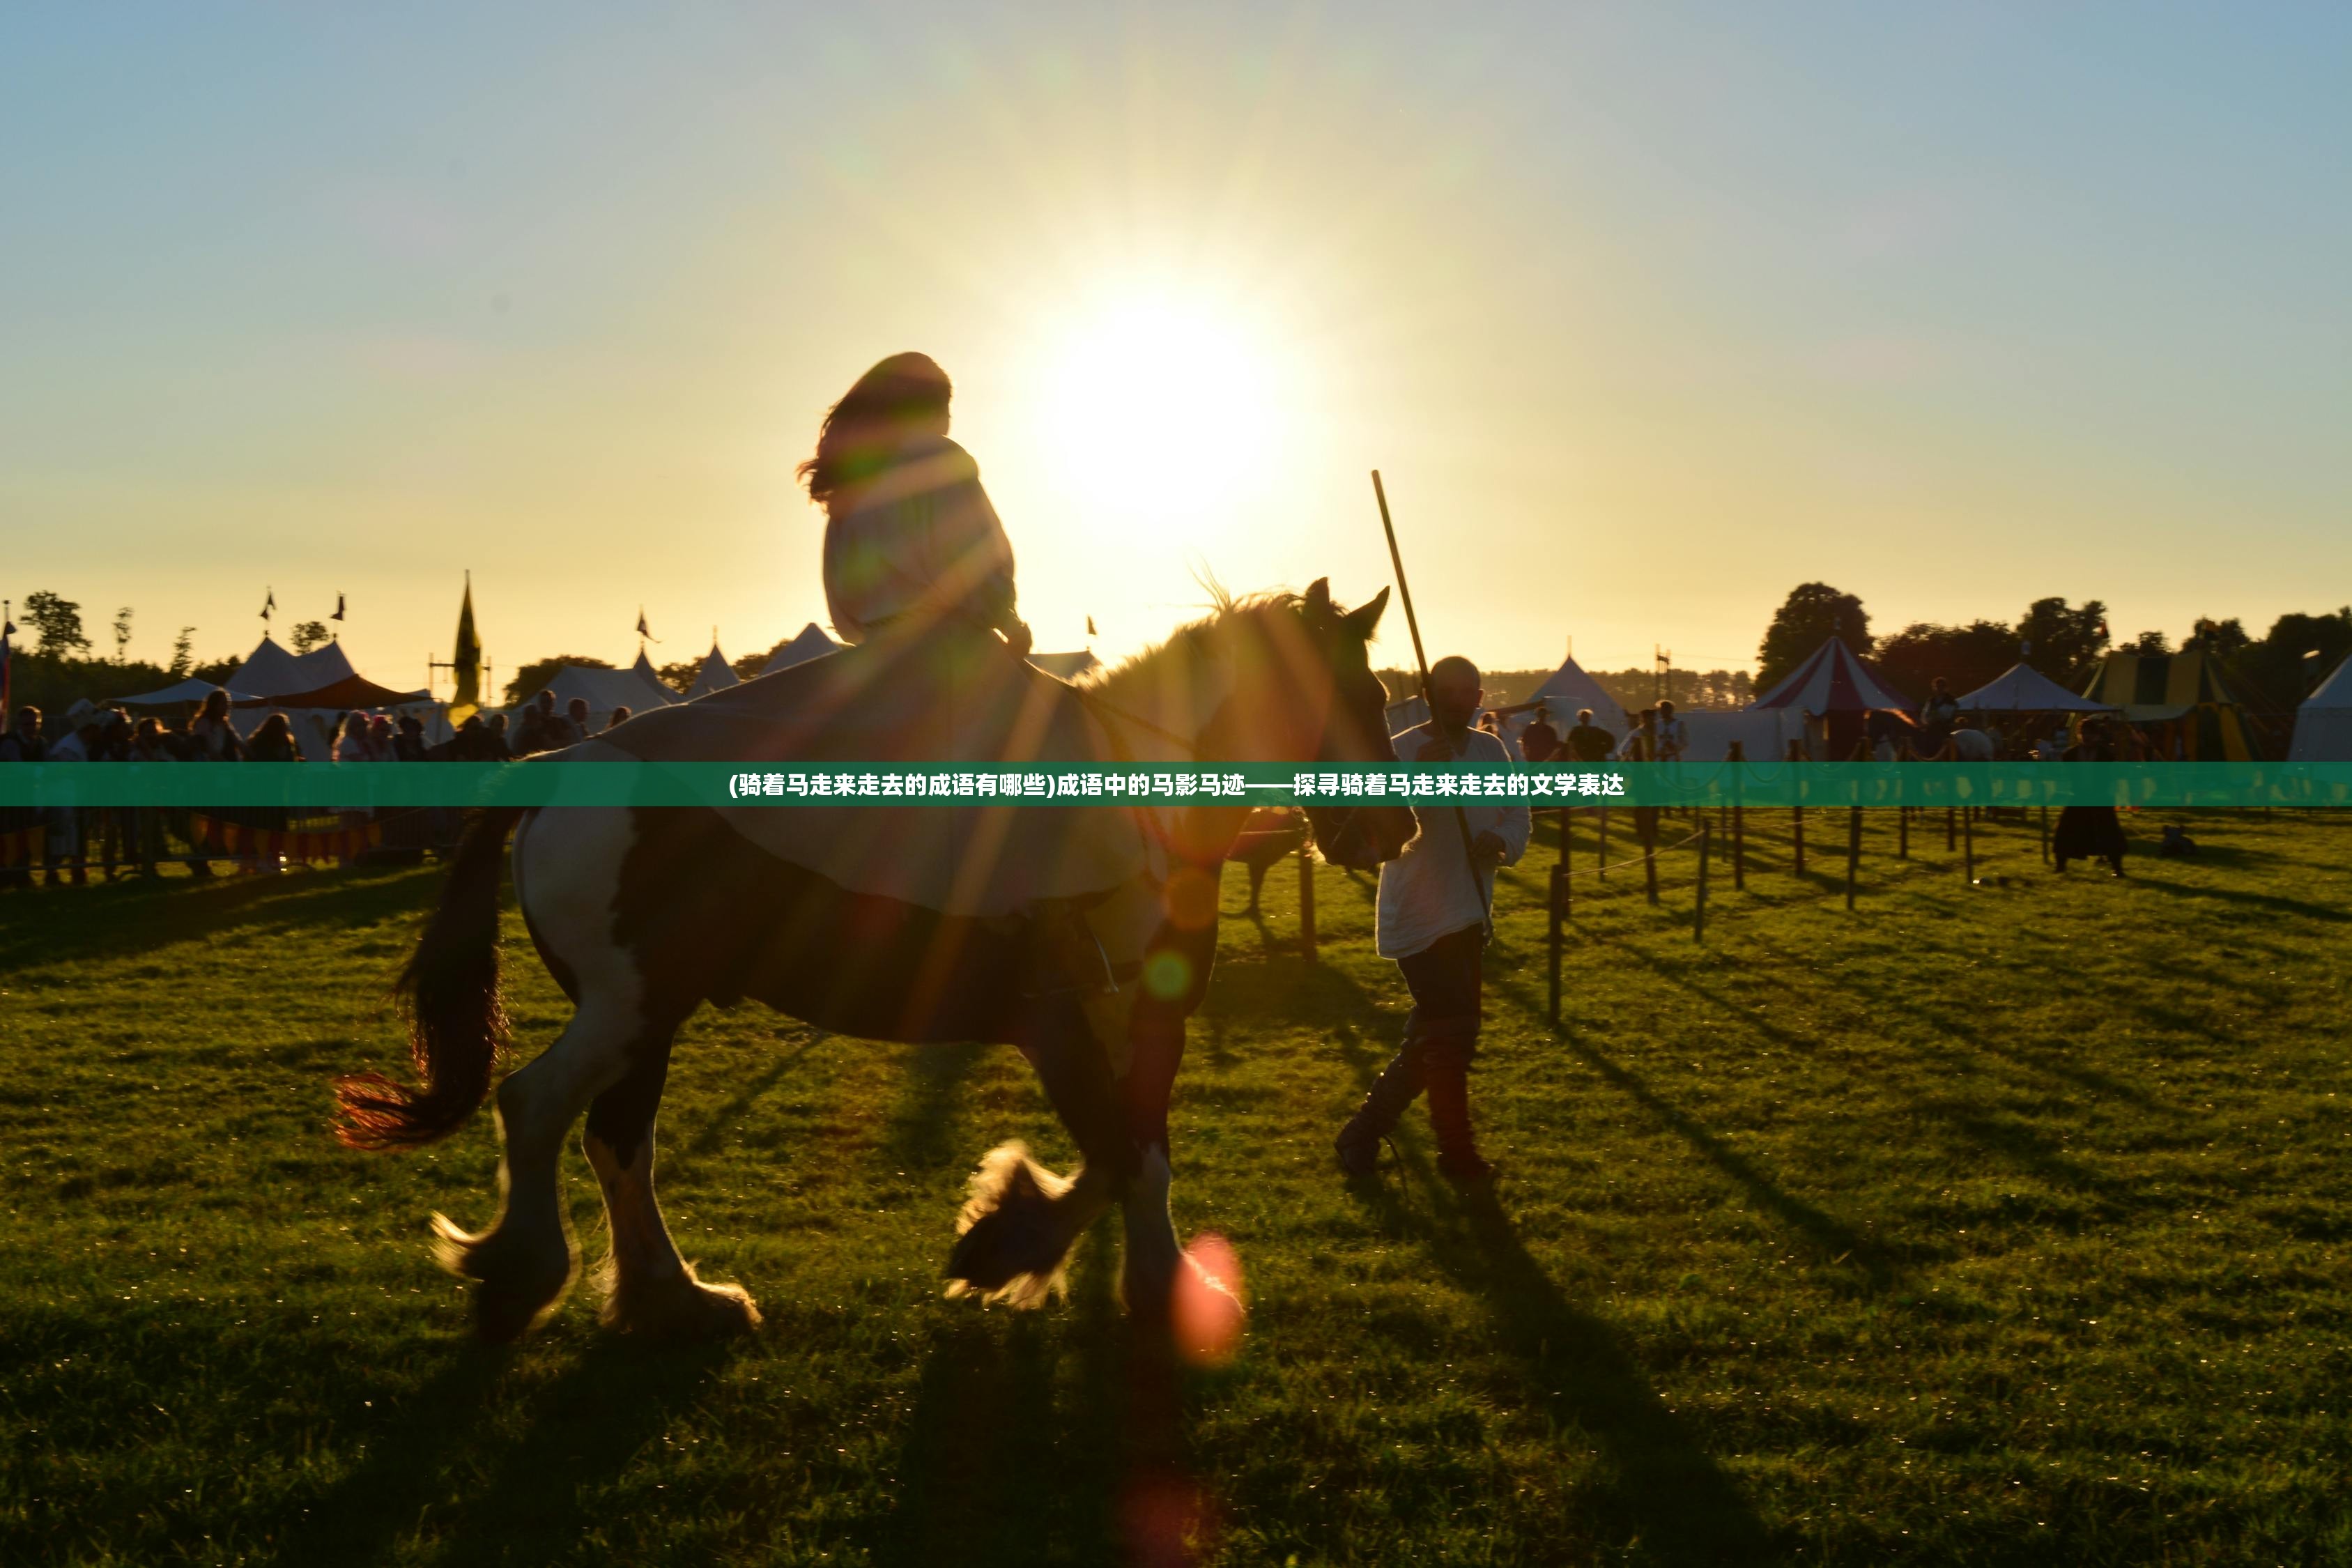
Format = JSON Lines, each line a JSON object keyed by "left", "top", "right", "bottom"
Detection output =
{"left": 450, "top": 574, "right": 482, "bottom": 721}
{"left": 332, "top": 592, "right": 346, "bottom": 622}
{"left": 261, "top": 587, "right": 275, "bottom": 622}
{"left": 636, "top": 608, "right": 657, "bottom": 644}
{"left": 1, "top": 604, "right": 14, "bottom": 717}
{"left": 1086, "top": 615, "right": 1098, "bottom": 638}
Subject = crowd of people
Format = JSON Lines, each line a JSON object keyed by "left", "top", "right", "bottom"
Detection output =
{"left": 0, "top": 687, "right": 631, "bottom": 886}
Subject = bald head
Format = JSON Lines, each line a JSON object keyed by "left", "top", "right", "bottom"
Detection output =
{"left": 1429, "top": 656, "right": 1482, "bottom": 730}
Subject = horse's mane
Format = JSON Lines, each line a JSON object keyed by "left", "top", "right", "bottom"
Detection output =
{"left": 1077, "top": 590, "right": 1307, "bottom": 700}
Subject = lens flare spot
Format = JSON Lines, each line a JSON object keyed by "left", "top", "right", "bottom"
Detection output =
{"left": 1174, "top": 1232, "right": 1246, "bottom": 1368}
{"left": 1143, "top": 950, "right": 1193, "bottom": 1001}
{"left": 1162, "top": 864, "right": 1220, "bottom": 931}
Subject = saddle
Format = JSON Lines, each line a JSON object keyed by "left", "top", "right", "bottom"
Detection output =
{"left": 580, "top": 627, "right": 1151, "bottom": 919}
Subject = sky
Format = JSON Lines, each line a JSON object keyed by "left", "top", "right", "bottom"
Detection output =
{"left": 3, "top": 2, "right": 2349, "bottom": 693}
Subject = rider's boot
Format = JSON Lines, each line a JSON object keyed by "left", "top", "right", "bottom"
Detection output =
{"left": 1335, "top": 1026, "right": 1427, "bottom": 1178}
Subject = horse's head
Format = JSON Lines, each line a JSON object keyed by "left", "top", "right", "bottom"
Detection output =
{"left": 1218, "top": 578, "right": 1418, "bottom": 872}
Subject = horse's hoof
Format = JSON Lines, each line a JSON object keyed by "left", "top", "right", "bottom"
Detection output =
{"left": 604, "top": 1273, "right": 762, "bottom": 1338}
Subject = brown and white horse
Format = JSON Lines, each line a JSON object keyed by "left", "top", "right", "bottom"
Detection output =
{"left": 336, "top": 581, "right": 1416, "bottom": 1340}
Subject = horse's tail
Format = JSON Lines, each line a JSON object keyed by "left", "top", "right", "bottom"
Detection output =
{"left": 335, "top": 806, "right": 526, "bottom": 1150}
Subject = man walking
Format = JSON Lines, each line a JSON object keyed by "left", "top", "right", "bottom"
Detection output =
{"left": 1337, "top": 655, "right": 1530, "bottom": 1181}
{"left": 1519, "top": 704, "right": 1560, "bottom": 762}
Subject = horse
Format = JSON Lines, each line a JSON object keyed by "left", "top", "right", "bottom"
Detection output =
{"left": 334, "top": 581, "right": 1420, "bottom": 1342}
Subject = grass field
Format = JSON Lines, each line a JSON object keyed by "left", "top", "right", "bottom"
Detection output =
{"left": 5, "top": 806, "right": 2349, "bottom": 1566}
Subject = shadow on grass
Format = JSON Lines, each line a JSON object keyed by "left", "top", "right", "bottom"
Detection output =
{"left": 0, "top": 863, "right": 437, "bottom": 976}
{"left": 879, "top": 1040, "right": 988, "bottom": 1173}
{"left": 2129, "top": 877, "right": 2350, "bottom": 923}
{"left": 870, "top": 1227, "right": 1135, "bottom": 1568}
{"left": 1355, "top": 1170, "right": 1783, "bottom": 1565}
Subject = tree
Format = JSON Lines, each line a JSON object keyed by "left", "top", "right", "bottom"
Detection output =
{"left": 504, "top": 654, "right": 611, "bottom": 708}
{"left": 169, "top": 627, "right": 196, "bottom": 680}
{"left": 2185, "top": 617, "right": 2250, "bottom": 659}
{"left": 731, "top": 649, "right": 772, "bottom": 682}
{"left": 656, "top": 659, "right": 701, "bottom": 693}
{"left": 290, "top": 620, "right": 331, "bottom": 655}
{"left": 2222, "top": 608, "right": 2352, "bottom": 712}
{"left": 2015, "top": 597, "right": 2109, "bottom": 681}
{"left": 2126, "top": 629, "right": 2173, "bottom": 656}
{"left": 112, "top": 606, "right": 134, "bottom": 663}
{"left": 1756, "top": 583, "right": 1870, "bottom": 693}
{"left": 1872, "top": 621, "right": 2018, "bottom": 705}
{"left": 22, "top": 590, "right": 91, "bottom": 655}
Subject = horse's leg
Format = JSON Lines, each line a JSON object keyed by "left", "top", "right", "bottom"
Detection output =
{"left": 433, "top": 807, "right": 646, "bottom": 1341}
{"left": 581, "top": 1029, "right": 762, "bottom": 1337}
{"left": 946, "top": 997, "right": 1129, "bottom": 1307}
{"left": 1118, "top": 1010, "right": 1187, "bottom": 1321}
{"left": 432, "top": 992, "right": 639, "bottom": 1339}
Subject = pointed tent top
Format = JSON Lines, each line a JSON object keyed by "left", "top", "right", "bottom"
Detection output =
{"left": 1746, "top": 637, "right": 1911, "bottom": 713}
{"left": 1527, "top": 650, "right": 1629, "bottom": 734}
{"left": 2303, "top": 651, "right": 2352, "bottom": 710}
{"left": 762, "top": 622, "right": 840, "bottom": 674}
{"left": 1956, "top": 663, "right": 2117, "bottom": 714}
{"left": 686, "top": 642, "right": 741, "bottom": 700}
{"left": 226, "top": 633, "right": 308, "bottom": 698}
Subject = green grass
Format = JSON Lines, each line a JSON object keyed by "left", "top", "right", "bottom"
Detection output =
{"left": 3, "top": 808, "right": 2349, "bottom": 1565}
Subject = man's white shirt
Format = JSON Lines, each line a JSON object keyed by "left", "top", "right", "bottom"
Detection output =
{"left": 1375, "top": 723, "right": 1531, "bottom": 960}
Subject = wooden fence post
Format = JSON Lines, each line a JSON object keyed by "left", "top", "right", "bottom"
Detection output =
{"left": 1548, "top": 865, "right": 1565, "bottom": 1026}
{"left": 2040, "top": 805, "right": 2050, "bottom": 865}
{"left": 1696, "top": 821, "right": 1711, "bottom": 941}
{"left": 1298, "top": 842, "right": 1317, "bottom": 961}
{"left": 1898, "top": 804, "right": 1909, "bottom": 859}
{"left": 1946, "top": 805, "right": 1957, "bottom": 852}
{"left": 1558, "top": 805, "right": 1570, "bottom": 869}
{"left": 1642, "top": 808, "right": 1661, "bottom": 905}
{"left": 1599, "top": 807, "right": 1609, "bottom": 878}
{"left": 1789, "top": 739, "right": 1806, "bottom": 876}
{"left": 1846, "top": 806, "right": 1861, "bottom": 909}
{"left": 1962, "top": 806, "right": 1975, "bottom": 884}
{"left": 1728, "top": 741, "right": 1747, "bottom": 891}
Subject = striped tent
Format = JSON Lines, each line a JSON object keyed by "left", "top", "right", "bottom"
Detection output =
{"left": 2080, "top": 649, "right": 2259, "bottom": 760}
{"left": 1747, "top": 637, "right": 1911, "bottom": 714}
{"left": 1746, "top": 638, "right": 1911, "bottom": 760}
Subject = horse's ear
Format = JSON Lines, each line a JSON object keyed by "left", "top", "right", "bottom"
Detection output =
{"left": 1342, "top": 587, "right": 1390, "bottom": 640}
{"left": 1303, "top": 578, "right": 1333, "bottom": 615}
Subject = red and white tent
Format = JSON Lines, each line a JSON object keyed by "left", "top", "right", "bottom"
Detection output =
{"left": 1746, "top": 637, "right": 1911, "bottom": 714}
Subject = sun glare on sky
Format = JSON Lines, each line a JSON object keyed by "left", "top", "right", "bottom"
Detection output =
{"left": 1022, "top": 279, "right": 1311, "bottom": 538}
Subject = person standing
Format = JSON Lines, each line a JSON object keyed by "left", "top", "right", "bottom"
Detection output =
{"left": 2, "top": 708, "right": 49, "bottom": 888}
{"left": 2053, "top": 717, "right": 2129, "bottom": 876}
{"left": 1564, "top": 707, "right": 1615, "bottom": 763}
{"left": 1652, "top": 698, "right": 1687, "bottom": 762}
{"left": 1337, "top": 654, "right": 1530, "bottom": 1182}
{"left": 1519, "top": 704, "right": 1560, "bottom": 763}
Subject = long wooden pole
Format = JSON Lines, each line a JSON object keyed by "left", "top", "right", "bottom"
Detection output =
{"left": 1298, "top": 842, "right": 1317, "bottom": 962}
{"left": 1372, "top": 470, "right": 1491, "bottom": 936}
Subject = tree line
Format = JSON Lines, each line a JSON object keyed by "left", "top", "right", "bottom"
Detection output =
{"left": 1755, "top": 581, "right": 2352, "bottom": 714}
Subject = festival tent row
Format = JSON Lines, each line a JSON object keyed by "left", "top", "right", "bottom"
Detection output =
{"left": 1741, "top": 637, "right": 1911, "bottom": 758}
{"left": 2289, "top": 653, "right": 2352, "bottom": 762}
{"left": 2078, "top": 648, "right": 2260, "bottom": 760}
{"left": 116, "top": 633, "right": 439, "bottom": 760}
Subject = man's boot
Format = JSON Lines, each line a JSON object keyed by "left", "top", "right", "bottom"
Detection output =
{"left": 1423, "top": 1028, "right": 1494, "bottom": 1183}
{"left": 1335, "top": 1034, "right": 1427, "bottom": 1178}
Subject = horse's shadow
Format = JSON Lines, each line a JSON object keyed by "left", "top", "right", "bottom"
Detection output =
{"left": 270, "top": 1333, "right": 734, "bottom": 1565}
{"left": 869, "top": 1228, "right": 1135, "bottom": 1567}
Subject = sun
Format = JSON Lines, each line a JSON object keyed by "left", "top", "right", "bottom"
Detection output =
{"left": 1022, "top": 280, "right": 1306, "bottom": 531}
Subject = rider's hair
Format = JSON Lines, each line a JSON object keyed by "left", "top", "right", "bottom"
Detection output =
{"left": 799, "top": 352, "right": 953, "bottom": 515}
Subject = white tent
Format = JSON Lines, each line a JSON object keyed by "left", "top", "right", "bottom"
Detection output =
{"left": 1957, "top": 663, "right": 2116, "bottom": 714}
{"left": 543, "top": 652, "right": 679, "bottom": 721}
{"left": 1523, "top": 653, "right": 1629, "bottom": 737}
{"left": 685, "top": 643, "right": 740, "bottom": 700}
{"left": 2289, "top": 653, "right": 2352, "bottom": 762}
{"left": 116, "top": 676, "right": 263, "bottom": 706}
{"left": 223, "top": 633, "right": 308, "bottom": 699}
{"left": 762, "top": 623, "right": 840, "bottom": 674}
